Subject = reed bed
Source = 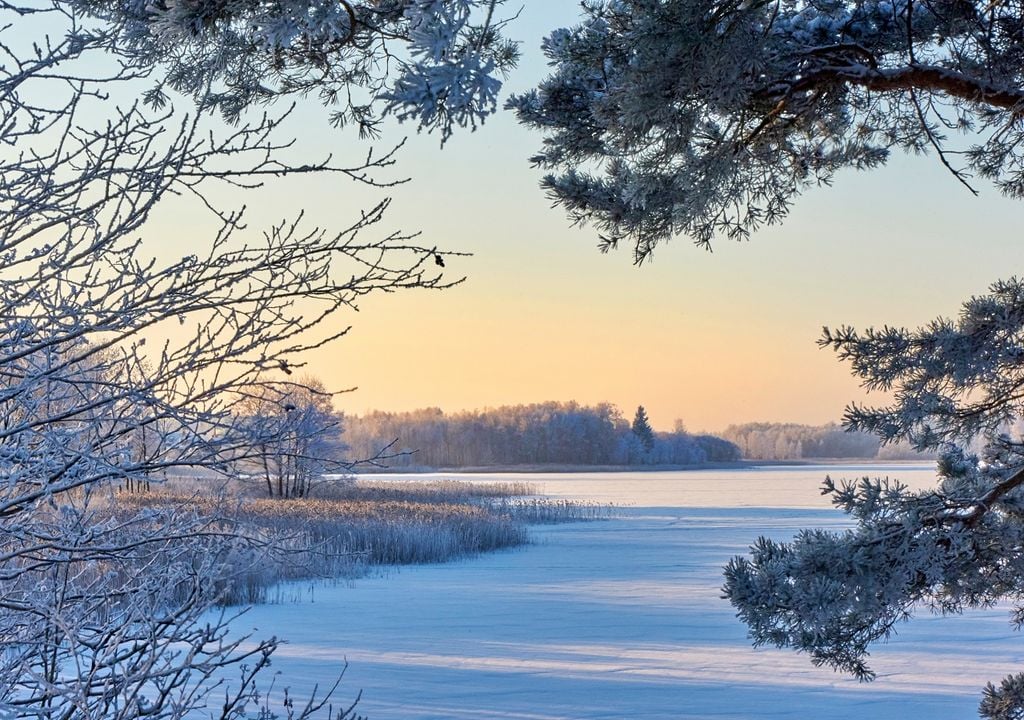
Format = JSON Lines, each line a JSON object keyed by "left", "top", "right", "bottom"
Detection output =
{"left": 492, "top": 498, "right": 611, "bottom": 524}
{"left": 317, "top": 479, "right": 538, "bottom": 503}
{"left": 112, "top": 478, "right": 606, "bottom": 606}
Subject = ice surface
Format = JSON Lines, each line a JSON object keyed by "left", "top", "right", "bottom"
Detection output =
{"left": 235, "top": 464, "right": 1017, "bottom": 719}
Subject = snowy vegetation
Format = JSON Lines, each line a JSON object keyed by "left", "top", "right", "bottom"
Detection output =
{"left": 723, "top": 281, "right": 1024, "bottom": 718}
{"left": 342, "top": 402, "right": 740, "bottom": 468}
{"left": 510, "top": 0, "right": 1024, "bottom": 260}
{"left": 505, "top": 2, "right": 1024, "bottom": 715}
{"left": 112, "top": 478, "right": 605, "bottom": 606}
{"left": 630, "top": 406, "right": 656, "bottom": 454}
{"left": 721, "top": 422, "right": 933, "bottom": 460}
{"left": 76, "top": 0, "right": 520, "bottom": 139}
{"left": 0, "top": 0, "right": 509, "bottom": 717}
{"left": 9, "top": 0, "right": 1024, "bottom": 715}
{"left": 235, "top": 377, "right": 347, "bottom": 498}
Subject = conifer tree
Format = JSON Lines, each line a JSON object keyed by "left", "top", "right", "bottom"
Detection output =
{"left": 511, "top": 0, "right": 1024, "bottom": 261}
{"left": 722, "top": 278, "right": 1024, "bottom": 718}
{"left": 506, "top": 4, "right": 1024, "bottom": 715}
{"left": 631, "top": 406, "right": 655, "bottom": 453}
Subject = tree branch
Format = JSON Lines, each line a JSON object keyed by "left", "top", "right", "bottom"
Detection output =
{"left": 791, "top": 63, "right": 1024, "bottom": 112}
{"left": 963, "top": 465, "right": 1024, "bottom": 527}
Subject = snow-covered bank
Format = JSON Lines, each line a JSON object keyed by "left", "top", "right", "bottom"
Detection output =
{"left": 235, "top": 464, "right": 1013, "bottom": 719}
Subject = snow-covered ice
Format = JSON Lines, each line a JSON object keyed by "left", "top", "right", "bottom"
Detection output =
{"left": 235, "top": 464, "right": 1021, "bottom": 719}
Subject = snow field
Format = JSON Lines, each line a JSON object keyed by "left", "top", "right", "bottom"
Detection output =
{"left": 232, "top": 465, "right": 1019, "bottom": 719}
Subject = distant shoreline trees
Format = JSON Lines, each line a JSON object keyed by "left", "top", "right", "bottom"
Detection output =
{"left": 721, "top": 422, "right": 934, "bottom": 461}
{"left": 342, "top": 402, "right": 740, "bottom": 469}
{"left": 342, "top": 404, "right": 942, "bottom": 469}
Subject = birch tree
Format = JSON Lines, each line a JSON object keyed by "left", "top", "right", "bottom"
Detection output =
{"left": 237, "top": 377, "right": 344, "bottom": 498}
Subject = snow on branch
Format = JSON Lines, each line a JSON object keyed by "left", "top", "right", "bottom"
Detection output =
{"left": 0, "top": 3, "right": 458, "bottom": 717}
{"left": 727, "top": 278, "right": 1024, "bottom": 718}
{"left": 511, "top": 0, "right": 1024, "bottom": 260}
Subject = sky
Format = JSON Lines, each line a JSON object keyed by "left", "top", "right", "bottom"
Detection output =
{"left": 172, "top": 1, "right": 1024, "bottom": 433}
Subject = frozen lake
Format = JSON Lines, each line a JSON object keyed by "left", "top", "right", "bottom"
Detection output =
{"left": 234, "top": 464, "right": 1023, "bottom": 719}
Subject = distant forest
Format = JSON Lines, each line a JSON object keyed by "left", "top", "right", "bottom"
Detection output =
{"left": 720, "top": 422, "right": 933, "bottom": 461}
{"left": 343, "top": 402, "right": 741, "bottom": 469}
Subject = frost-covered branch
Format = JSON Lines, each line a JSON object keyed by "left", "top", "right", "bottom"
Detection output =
{"left": 511, "top": 0, "right": 1024, "bottom": 260}
{"left": 59, "top": 0, "right": 521, "bottom": 141}
{"left": 726, "top": 278, "right": 1024, "bottom": 719}
{"left": 0, "top": 2, "right": 461, "bottom": 717}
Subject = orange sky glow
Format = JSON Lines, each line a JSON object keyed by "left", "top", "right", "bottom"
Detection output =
{"left": 155, "top": 2, "right": 1024, "bottom": 433}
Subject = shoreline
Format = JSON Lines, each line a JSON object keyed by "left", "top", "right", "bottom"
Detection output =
{"left": 352, "top": 458, "right": 933, "bottom": 475}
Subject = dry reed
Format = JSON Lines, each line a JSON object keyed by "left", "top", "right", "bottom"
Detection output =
{"left": 111, "top": 478, "right": 606, "bottom": 605}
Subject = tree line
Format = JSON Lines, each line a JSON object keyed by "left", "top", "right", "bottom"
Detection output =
{"left": 342, "top": 402, "right": 740, "bottom": 469}
{"left": 720, "top": 422, "right": 933, "bottom": 461}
